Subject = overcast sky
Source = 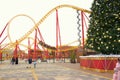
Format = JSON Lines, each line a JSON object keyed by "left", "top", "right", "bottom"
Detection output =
{"left": 0, "top": 0, "right": 93, "bottom": 50}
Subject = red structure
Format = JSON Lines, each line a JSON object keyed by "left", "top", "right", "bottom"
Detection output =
{"left": 0, "top": 5, "right": 90, "bottom": 62}
{"left": 33, "top": 29, "right": 37, "bottom": 60}
{"left": 80, "top": 56, "right": 117, "bottom": 72}
{"left": 13, "top": 40, "right": 18, "bottom": 59}
{"left": 0, "top": 23, "right": 8, "bottom": 60}
{"left": 0, "top": 49, "right": 2, "bottom": 61}
{"left": 56, "top": 9, "right": 62, "bottom": 59}
{"left": 15, "top": 10, "right": 89, "bottom": 61}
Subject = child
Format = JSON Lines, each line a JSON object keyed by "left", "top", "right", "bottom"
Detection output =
{"left": 33, "top": 60, "right": 37, "bottom": 68}
{"left": 113, "top": 58, "right": 120, "bottom": 80}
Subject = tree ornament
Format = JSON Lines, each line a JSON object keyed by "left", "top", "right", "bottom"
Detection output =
{"left": 118, "top": 40, "right": 120, "bottom": 42}
{"left": 117, "top": 28, "right": 120, "bottom": 31}
{"left": 109, "top": 36, "right": 112, "bottom": 39}
{"left": 106, "top": 46, "right": 108, "bottom": 49}
{"left": 98, "top": 47, "right": 100, "bottom": 50}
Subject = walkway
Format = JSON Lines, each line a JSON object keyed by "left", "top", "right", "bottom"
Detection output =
{"left": 0, "top": 60, "right": 113, "bottom": 80}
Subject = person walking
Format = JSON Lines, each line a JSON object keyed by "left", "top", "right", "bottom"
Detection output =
{"left": 15, "top": 57, "right": 18, "bottom": 65}
{"left": 11, "top": 57, "right": 15, "bottom": 65}
{"left": 33, "top": 60, "right": 37, "bottom": 68}
{"left": 113, "top": 58, "right": 120, "bottom": 80}
{"left": 27, "top": 57, "right": 32, "bottom": 68}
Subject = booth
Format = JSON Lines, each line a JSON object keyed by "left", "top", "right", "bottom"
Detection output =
{"left": 79, "top": 55, "right": 119, "bottom": 72}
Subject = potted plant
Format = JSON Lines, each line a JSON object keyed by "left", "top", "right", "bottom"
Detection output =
{"left": 70, "top": 51, "right": 76, "bottom": 63}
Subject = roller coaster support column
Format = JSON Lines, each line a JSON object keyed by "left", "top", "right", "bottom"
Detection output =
{"left": 13, "top": 40, "right": 18, "bottom": 59}
{"left": 56, "top": 9, "right": 62, "bottom": 60}
{"left": 0, "top": 47, "right": 2, "bottom": 63}
{"left": 81, "top": 11, "right": 85, "bottom": 55}
{"left": 0, "top": 36, "right": 7, "bottom": 61}
{"left": 81, "top": 11, "right": 84, "bottom": 48}
{"left": 0, "top": 23, "right": 8, "bottom": 37}
{"left": 0, "top": 23, "right": 8, "bottom": 62}
{"left": 33, "top": 29, "right": 37, "bottom": 60}
{"left": 28, "top": 37, "right": 31, "bottom": 59}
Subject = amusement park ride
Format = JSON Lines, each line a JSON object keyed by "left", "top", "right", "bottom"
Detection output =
{"left": 0, "top": 4, "right": 90, "bottom": 62}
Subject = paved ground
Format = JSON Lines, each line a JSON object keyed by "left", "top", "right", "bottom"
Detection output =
{"left": 56, "top": 63, "right": 113, "bottom": 79}
{"left": 0, "top": 60, "right": 113, "bottom": 80}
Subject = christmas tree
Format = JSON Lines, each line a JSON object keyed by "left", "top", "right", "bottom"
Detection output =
{"left": 86, "top": 0, "right": 120, "bottom": 54}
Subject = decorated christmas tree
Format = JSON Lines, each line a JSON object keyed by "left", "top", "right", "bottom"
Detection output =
{"left": 86, "top": 0, "right": 120, "bottom": 54}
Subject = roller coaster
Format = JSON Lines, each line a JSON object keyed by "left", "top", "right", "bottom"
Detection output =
{"left": 0, "top": 4, "right": 90, "bottom": 61}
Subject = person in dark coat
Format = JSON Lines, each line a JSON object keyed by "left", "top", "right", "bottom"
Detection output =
{"left": 27, "top": 57, "right": 32, "bottom": 68}
{"left": 15, "top": 57, "right": 18, "bottom": 64}
{"left": 28, "top": 58, "right": 32, "bottom": 64}
{"left": 11, "top": 57, "right": 15, "bottom": 65}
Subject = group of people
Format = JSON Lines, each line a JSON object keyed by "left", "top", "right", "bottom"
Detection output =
{"left": 27, "top": 57, "right": 37, "bottom": 68}
{"left": 113, "top": 58, "right": 120, "bottom": 80}
{"left": 10, "top": 56, "right": 120, "bottom": 79}
{"left": 11, "top": 57, "right": 18, "bottom": 65}
{"left": 11, "top": 57, "right": 37, "bottom": 68}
